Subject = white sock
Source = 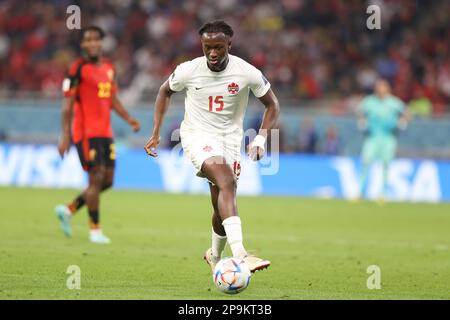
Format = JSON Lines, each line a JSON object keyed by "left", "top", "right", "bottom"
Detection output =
{"left": 222, "top": 216, "right": 247, "bottom": 259}
{"left": 89, "top": 229, "right": 102, "bottom": 236}
{"left": 211, "top": 229, "right": 227, "bottom": 258}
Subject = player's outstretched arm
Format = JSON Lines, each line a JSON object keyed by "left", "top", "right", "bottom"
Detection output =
{"left": 58, "top": 96, "right": 75, "bottom": 158}
{"left": 112, "top": 95, "right": 141, "bottom": 132}
{"left": 257, "top": 88, "right": 280, "bottom": 133}
{"left": 248, "top": 88, "right": 280, "bottom": 161}
{"left": 144, "top": 80, "right": 174, "bottom": 157}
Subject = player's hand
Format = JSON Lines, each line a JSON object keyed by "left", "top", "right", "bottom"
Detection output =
{"left": 128, "top": 117, "right": 141, "bottom": 132}
{"left": 247, "top": 135, "right": 266, "bottom": 161}
{"left": 144, "top": 135, "right": 160, "bottom": 157}
{"left": 248, "top": 145, "right": 264, "bottom": 161}
{"left": 58, "top": 136, "right": 71, "bottom": 158}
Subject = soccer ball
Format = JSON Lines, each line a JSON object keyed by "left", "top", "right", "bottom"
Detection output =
{"left": 213, "top": 257, "right": 251, "bottom": 294}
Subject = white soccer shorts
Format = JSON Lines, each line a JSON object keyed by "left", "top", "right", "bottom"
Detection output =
{"left": 180, "top": 123, "right": 242, "bottom": 180}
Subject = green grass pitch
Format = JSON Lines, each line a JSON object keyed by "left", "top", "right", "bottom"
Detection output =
{"left": 0, "top": 187, "right": 449, "bottom": 299}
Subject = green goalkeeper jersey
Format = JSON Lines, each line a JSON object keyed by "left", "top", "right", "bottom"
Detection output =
{"left": 360, "top": 94, "right": 405, "bottom": 137}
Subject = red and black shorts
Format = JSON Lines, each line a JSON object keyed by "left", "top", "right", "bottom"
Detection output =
{"left": 75, "top": 137, "right": 116, "bottom": 171}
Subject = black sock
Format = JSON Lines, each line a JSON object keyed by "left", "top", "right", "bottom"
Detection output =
{"left": 74, "top": 195, "right": 86, "bottom": 210}
{"left": 88, "top": 209, "right": 99, "bottom": 225}
{"left": 68, "top": 195, "right": 86, "bottom": 213}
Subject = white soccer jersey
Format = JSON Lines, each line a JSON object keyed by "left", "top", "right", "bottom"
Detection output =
{"left": 168, "top": 54, "right": 271, "bottom": 134}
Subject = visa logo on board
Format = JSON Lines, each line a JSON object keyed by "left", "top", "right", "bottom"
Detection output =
{"left": 0, "top": 144, "right": 86, "bottom": 188}
{"left": 332, "top": 158, "right": 442, "bottom": 202}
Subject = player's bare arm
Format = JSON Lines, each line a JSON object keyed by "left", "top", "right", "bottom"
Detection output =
{"left": 58, "top": 95, "right": 75, "bottom": 158}
{"left": 111, "top": 94, "right": 141, "bottom": 132}
{"left": 248, "top": 88, "right": 280, "bottom": 161}
{"left": 144, "top": 79, "right": 174, "bottom": 157}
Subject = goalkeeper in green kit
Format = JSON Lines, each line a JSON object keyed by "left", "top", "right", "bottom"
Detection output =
{"left": 357, "top": 78, "right": 409, "bottom": 201}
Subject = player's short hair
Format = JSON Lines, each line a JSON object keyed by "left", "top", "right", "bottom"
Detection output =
{"left": 198, "top": 20, "right": 234, "bottom": 37}
{"left": 81, "top": 26, "right": 105, "bottom": 41}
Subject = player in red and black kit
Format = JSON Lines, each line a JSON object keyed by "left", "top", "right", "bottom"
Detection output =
{"left": 55, "top": 26, "right": 140, "bottom": 244}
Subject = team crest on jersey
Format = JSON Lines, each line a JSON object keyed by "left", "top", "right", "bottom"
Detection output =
{"left": 228, "top": 82, "right": 239, "bottom": 94}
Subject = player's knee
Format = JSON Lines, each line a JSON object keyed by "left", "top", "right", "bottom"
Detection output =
{"left": 101, "top": 168, "right": 115, "bottom": 191}
{"left": 102, "top": 174, "right": 114, "bottom": 191}
{"left": 216, "top": 174, "right": 237, "bottom": 192}
{"left": 89, "top": 168, "right": 106, "bottom": 189}
{"left": 102, "top": 180, "right": 113, "bottom": 191}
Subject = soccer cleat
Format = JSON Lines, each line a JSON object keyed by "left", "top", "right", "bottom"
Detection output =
{"left": 203, "top": 248, "right": 221, "bottom": 271}
{"left": 89, "top": 230, "right": 111, "bottom": 244}
{"left": 54, "top": 205, "right": 72, "bottom": 237}
{"left": 242, "top": 255, "right": 271, "bottom": 273}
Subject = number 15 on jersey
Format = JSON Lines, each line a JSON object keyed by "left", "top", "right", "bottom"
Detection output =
{"left": 209, "top": 96, "right": 224, "bottom": 112}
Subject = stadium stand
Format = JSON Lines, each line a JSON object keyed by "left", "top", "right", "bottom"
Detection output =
{"left": 0, "top": 0, "right": 449, "bottom": 113}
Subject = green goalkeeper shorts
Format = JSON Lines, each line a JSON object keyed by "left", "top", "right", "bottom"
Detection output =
{"left": 361, "top": 135, "right": 397, "bottom": 164}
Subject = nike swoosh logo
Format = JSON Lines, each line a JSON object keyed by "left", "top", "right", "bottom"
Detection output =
{"left": 195, "top": 87, "right": 202, "bottom": 90}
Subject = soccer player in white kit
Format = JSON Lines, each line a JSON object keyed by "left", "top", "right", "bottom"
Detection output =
{"left": 144, "top": 21, "right": 280, "bottom": 273}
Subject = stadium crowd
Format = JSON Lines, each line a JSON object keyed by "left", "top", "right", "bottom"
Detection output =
{"left": 0, "top": 0, "right": 449, "bottom": 115}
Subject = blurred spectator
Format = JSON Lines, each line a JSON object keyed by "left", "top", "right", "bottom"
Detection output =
{"left": 322, "top": 125, "right": 341, "bottom": 155}
{"left": 297, "top": 118, "right": 318, "bottom": 154}
{"left": 0, "top": 129, "right": 7, "bottom": 141}
{"left": 408, "top": 87, "right": 432, "bottom": 118}
{"left": 166, "top": 120, "right": 182, "bottom": 150}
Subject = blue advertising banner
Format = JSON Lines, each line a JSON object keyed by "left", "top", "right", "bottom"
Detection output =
{"left": 0, "top": 143, "right": 449, "bottom": 203}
